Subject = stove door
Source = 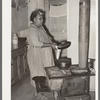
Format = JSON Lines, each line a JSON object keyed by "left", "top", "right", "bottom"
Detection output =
{"left": 60, "top": 77, "right": 89, "bottom": 97}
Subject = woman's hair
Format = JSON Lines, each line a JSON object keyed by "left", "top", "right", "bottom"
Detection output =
{"left": 30, "top": 9, "right": 45, "bottom": 23}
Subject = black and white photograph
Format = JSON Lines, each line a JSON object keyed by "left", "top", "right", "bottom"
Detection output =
{"left": 2, "top": 0, "right": 98, "bottom": 100}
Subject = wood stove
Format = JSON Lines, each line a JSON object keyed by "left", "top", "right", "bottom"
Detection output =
{"left": 45, "top": 65, "right": 95, "bottom": 100}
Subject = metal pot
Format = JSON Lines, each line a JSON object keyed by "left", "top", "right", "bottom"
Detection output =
{"left": 55, "top": 57, "right": 71, "bottom": 69}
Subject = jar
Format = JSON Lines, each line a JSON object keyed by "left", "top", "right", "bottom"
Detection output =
{"left": 12, "top": 33, "right": 18, "bottom": 49}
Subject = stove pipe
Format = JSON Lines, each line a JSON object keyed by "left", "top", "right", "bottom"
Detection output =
{"left": 79, "top": 0, "right": 90, "bottom": 69}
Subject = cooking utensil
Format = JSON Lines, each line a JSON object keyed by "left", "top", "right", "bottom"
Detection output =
{"left": 57, "top": 41, "right": 71, "bottom": 49}
{"left": 55, "top": 57, "right": 71, "bottom": 69}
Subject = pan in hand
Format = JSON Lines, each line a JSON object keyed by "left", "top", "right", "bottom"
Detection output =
{"left": 58, "top": 41, "right": 71, "bottom": 49}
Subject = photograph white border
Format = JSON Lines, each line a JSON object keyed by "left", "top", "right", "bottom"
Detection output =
{"left": 2, "top": 0, "right": 98, "bottom": 100}
{"left": 2, "top": 0, "right": 11, "bottom": 100}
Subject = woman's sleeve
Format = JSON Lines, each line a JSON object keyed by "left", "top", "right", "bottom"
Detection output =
{"left": 28, "top": 28, "right": 43, "bottom": 47}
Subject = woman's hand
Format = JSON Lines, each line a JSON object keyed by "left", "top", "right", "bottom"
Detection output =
{"left": 51, "top": 43, "right": 57, "bottom": 49}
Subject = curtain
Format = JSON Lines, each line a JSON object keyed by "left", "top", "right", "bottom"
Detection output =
{"left": 49, "top": 3, "right": 67, "bottom": 41}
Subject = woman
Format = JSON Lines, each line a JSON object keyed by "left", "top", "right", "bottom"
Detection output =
{"left": 26, "top": 9, "right": 56, "bottom": 96}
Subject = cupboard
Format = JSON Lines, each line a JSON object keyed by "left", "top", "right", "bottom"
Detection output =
{"left": 11, "top": 43, "right": 29, "bottom": 85}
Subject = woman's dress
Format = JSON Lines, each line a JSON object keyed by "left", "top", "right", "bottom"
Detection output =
{"left": 26, "top": 24, "right": 55, "bottom": 87}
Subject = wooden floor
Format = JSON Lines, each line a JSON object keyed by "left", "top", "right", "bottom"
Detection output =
{"left": 11, "top": 75, "right": 95, "bottom": 100}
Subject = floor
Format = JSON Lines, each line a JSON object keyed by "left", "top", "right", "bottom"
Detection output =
{"left": 11, "top": 76, "right": 35, "bottom": 100}
{"left": 11, "top": 75, "right": 95, "bottom": 100}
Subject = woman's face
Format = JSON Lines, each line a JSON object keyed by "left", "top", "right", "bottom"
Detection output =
{"left": 34, "top": 14, "right": 43, "bottom": 27}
